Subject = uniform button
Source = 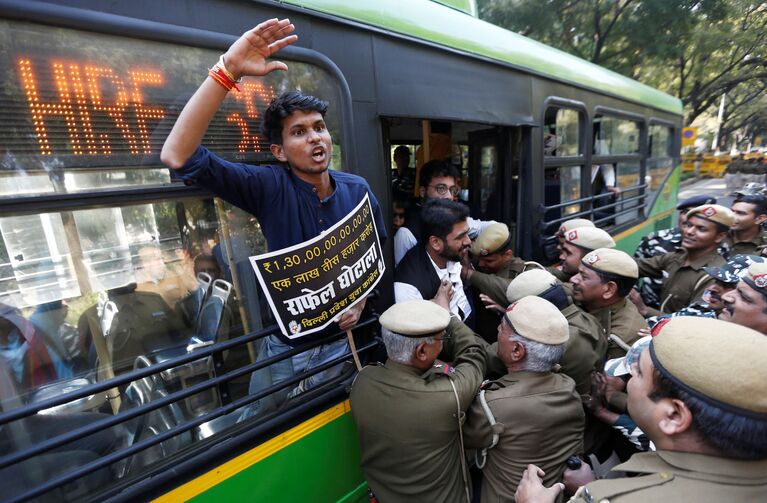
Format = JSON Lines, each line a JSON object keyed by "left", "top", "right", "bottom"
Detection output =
{"left": 312, "top": 187, "right": 317, "bottom": 192}
{"left": 319, "top": 219, "right": 324, "bottom": 224}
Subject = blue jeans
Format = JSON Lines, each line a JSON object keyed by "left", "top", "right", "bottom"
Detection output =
{"left": 240, "top": 335, "right": 348, "bottom": 420}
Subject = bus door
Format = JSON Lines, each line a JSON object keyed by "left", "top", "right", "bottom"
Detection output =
{"left": 467, "top": 127, "right": 516, "bottom": 225}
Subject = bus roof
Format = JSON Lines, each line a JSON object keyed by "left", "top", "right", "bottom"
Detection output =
{"left": 281, "top": 0, "right": 684, "bottom": 116}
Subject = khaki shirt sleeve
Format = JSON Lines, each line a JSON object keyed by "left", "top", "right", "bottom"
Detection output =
{"left": 634, "top": 254, "right": 668, "bottom": 279}
{"left": 462, "top": 394, "right": 493, "bottom": 449}
{"left": 468, "top": 271, "right": 511, "bottom": 306}
{"left": 444, "top": 316, "right": 488, "bottom": 408}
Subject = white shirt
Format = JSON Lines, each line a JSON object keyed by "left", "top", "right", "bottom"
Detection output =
{"left": 393, "top": 254, "right": 472, "bottom": 320}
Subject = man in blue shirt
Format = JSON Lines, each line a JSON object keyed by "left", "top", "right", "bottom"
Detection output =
{"left": 161, "top": 19, "right": 385, "bottom": 416}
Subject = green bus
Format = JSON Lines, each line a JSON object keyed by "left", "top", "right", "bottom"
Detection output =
{"left": 0, "top": 0, "right": 682, "bottom": 501}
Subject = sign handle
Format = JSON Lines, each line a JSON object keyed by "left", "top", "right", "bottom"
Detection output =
{"left": 346, "top": 329, "right": 362, "bottom": 371}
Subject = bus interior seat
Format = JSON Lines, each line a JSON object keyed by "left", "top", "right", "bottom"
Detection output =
{"left": 120, "top": 356, "right": 194, "bottom": 474}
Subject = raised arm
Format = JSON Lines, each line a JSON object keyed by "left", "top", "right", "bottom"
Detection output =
{"left": 161, "top": 18, "right": 297, "bottom": 169}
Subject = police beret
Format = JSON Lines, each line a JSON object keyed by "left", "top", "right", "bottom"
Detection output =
{"left": 686, "top": 204, "right": 734, "bottom": 228}
{"left": 704, "top": 254, "right": 765, "bottom": 284}
{"left": 651, "top": 317, "right": 767, "bottom": 415}
{"left": 742, "top": 262, "right": 767, "bottom": 297}
{"left": 563, "top": 227, "right": 615, "bottom": 251}
{"left": 558, "top": 218, "right": 595, "bottom": 235}
{"left": 506, "top": 269, "right": 559, "bottom": 304}
{"left": 676, "top": 194, "right": 716, "bottom": 210}
{"left": 581, "top": 248, "right": 639, "bottom": 279}
{"left": 379, "top": 300, "right": 450, "bottom": 337}
{"left": 471, "top": 223, "right": 511, "bottom": 256}
{"left": 504, "top": 296, "right": 569, "bottom": 345}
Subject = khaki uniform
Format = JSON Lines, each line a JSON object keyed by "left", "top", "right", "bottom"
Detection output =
{"left": 569, "top": 451, "right": 767, "bottom": 502}
{"left": 464, "top": 371, "right": 584, "bottom": 503}
{"left": 559, "top": 303, "right": 608, "bottom": 399}
{"left": 468, "top": 257, "right": 528, "bottom": 342}
{"left": 635, "top": 248, "right": 725, "bottom": 316}
{"left": 724, "top": 230, "right": 767, "bottom": 257}
{"left": 589, "top": 298, "right": 648, "bottom": 360}
{"left": 349, "top": 317, "right": 486, "bottom": 503}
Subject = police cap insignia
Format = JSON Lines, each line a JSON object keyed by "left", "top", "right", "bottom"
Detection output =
{"left": 754, "top": 274, "right": 767, "bottom": 288}
{"left": 703, "top": 206, "right": 717, "bottom": 217}
{"left": 568, "top": 230, "right": 578, "bottom": 241}
{"left": 585, "top": 254, "right": 600, "bottom": 264}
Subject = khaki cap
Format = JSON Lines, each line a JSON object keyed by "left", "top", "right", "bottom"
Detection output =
{"left": 379, "top": 300, "right": 450, "bottom": 337}
{"left": 563, "top": 227, "right": 615, "bottom": 251}
{"left": 686, "top": 204, "right": 734, "bottom": 228}
{"left": 558, "top": 218, "right": 595, "bottom": 235}
{"left": 741, "top": 262, "right": 767, "bottom": 296}
{"left": 471, "top": 223, "right": 511, "bottom": 256}
{"left": 651, "top": 316, "right": 767, "bottom": 415}
{"left": 506, "top": 269, "right": 559, "bottom": 304}
{"left": 582, "top": 248, "right": 639, "bottom": 279}
{"left": 504, "top": 296, "right": 569, "bottom": 345}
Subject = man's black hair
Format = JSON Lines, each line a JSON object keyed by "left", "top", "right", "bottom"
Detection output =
{"left": 393, "top": 145, "right": 411, "bottom": 157}
{"left": 593, "top": 269, "right": 637, "bottom": 298}
{"left": 419, "top": 160, "right": 460, "bottom": 190}
{"left": 260, "top": 91, "right": 329, "bottom": 145}
{"left": 419, "top": 199, "right": 469, "bottom": 244}
{"left": 649, "top": 369, "right": 767, "bottom": 460}
{"left": 734, "top": 193, "right": 767, "bottom": 217}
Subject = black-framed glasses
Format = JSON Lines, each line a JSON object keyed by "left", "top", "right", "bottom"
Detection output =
{"left": 428, "top": 183, "right": 460, "bottom": 196}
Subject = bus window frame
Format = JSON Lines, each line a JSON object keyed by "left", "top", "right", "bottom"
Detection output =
{"left": 645, "top": 117, "right": 678, "bottom": 212}
{"left": 0, "top": 6, "right": 369, "bottom": 501}
{"left": 591, "top": 106, "right": 648, "bottom": 229}
{"left": 541, "top": 97, "right": 590, "bottom": 238}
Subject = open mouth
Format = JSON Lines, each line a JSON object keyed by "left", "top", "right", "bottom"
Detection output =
{"left": 311, "top": 147, "right": 326, "bottom": 162}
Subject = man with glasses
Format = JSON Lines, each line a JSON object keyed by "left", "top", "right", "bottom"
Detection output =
{"left": 394, "top": 160, "right": 496, "bottom": 265}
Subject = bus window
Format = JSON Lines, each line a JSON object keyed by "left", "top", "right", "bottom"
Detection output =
{"left": 0, "top": 18, "right": 360, "bottom": 501}
{"left": 592, "top": 115, "right": 644, "bottom": 226}
{"left": 543, "top": 107, "right": 584, "bottom": 230}
{"left": 647, "top": 125, "right": 675, "bottom": 206}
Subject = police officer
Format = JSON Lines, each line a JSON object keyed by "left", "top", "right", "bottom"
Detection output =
{"left": 633, "top": 195, "right": 717, "bottom": 308}
{"left": 725, "top": 192, "right": 767, "bottom": 256}
{"left": 552, "top": 227, "right": 615, "bottom": 283}
{"left": 349, "top": 295, "right": 486, "bottom": 503}
{"left": 462, "top": 223, "right": 543, "bottom": 342}
{"left": 720, "top": 261, "right": 767, "bottom": 335}
{"left": 645, "top": 254, "right": 765, "bottom": 328}
{"left": 464, "top": 296, "right": 584, "bottom": 503}
{"left": 515, "top": 316, "right": 767, "bottom": 502}
{"left": 544, "top": 218, "right": 596, "bottom": 264}
{"left": 504, "top": 269, "right": 607, "bottom": 401}
{"left": 634, "top": 204, "right": 731, "bottom": 316}
{"left": 571, "top": 248, "right": 647, "bottom": 360}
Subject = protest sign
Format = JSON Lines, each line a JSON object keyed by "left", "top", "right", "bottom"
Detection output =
{"left": 250, "top": 194, "right": 385, "bottom": 339}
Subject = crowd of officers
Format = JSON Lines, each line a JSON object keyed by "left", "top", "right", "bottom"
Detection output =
{"left": 350, "top": 184, "right": 767, "bottom": 502}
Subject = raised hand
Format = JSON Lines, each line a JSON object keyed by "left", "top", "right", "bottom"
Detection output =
{"left": 224, "top": 18, "right": 298, "bottom": 79}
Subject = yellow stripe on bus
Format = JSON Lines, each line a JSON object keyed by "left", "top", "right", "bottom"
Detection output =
{"left": 154, "top": 400, "right": 352, "bottom": 503}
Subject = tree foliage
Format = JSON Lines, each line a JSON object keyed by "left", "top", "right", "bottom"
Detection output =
{"left": 478, "top": 0, "right": 767, "bottom": 136}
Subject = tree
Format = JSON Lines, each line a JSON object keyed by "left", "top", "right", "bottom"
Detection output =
{"left": 478, "top": 0, "right": 767, "bottom": 126}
